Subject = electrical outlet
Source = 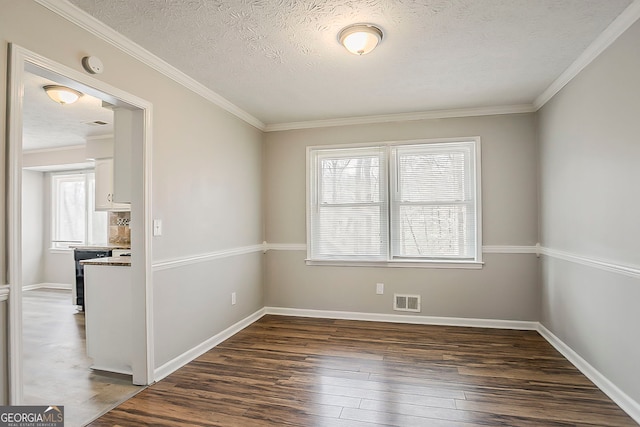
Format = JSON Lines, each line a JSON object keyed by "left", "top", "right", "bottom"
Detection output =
{"left": 231, "top": 292, "right": 237, "bottom": 305}
{"left": 376, "top": 283, "right": 384, "bottom": 295}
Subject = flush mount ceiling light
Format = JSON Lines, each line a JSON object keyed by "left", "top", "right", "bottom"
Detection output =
{"left": 339, "top": 24, "right": 383, "bottom": 55}
{"left": 43, "top": 85, "right": 83, "bottom": 105}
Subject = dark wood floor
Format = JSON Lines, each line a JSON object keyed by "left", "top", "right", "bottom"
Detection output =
{"left": 90, "top": 315, "right": 637, "bottom": 426}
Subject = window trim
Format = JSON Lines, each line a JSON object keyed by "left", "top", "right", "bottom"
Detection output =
{"left": 50, "top": 170, "right": 107, "bottom": 251}
{"left": 308, "top": 146, "right": 388, "bottom": 261}
{"left": 306, "top": 137, "right": 483, "bottom": 268}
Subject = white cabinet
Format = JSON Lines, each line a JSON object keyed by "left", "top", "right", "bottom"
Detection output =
{"left": 113, "top": 108, "right": 140, "bottom": 204}
{"left": 95, "top": 158, "right": 130, "bottom": 211}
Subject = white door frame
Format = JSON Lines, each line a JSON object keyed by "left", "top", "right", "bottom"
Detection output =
{"left": 6, "top": 44, "right": 154, "bottom": 403}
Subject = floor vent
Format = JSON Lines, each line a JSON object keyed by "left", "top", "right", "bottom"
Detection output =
{"left": 394, "top": 294, "right": 421, "bottom": 312}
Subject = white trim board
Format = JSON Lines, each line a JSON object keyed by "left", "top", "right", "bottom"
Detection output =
{"left": 264, "top": 307, "right": 538, "bottom": 331}
{"left": 150, "top": 243, "right": 539, "bottom": 272}
{"left": 540, "top": 246, "right": 640, "bottom": 279}
{"left": 482, "top": 245, "right": 539, "bottom": 254}
{"left": 154, "top": 308, "right": 265, "bottom": 381}
{"left": 264, "top": 243, "right": 539, "bottom": 254}
{"left": 152, "top": 244, "right": 264, "bottom": 272}
{"left": 264, "top": 243, "right": 307, "bottom": 252}
{"left": 537, "top": 324, "right": 640, "bottom": 424}
{"left": 264, "top": 105, "right": 536, "bottom": 132}
{"left": 22, "top": 283, "right": 72, "bottom": 291}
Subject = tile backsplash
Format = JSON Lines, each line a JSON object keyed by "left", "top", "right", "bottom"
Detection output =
{"left": 109, "top": 211, "right": 131, "bottom": 245}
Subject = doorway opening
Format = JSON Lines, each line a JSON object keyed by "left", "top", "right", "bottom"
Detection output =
{"left": 6, "top": 45, "right": 154, "bottom": 422}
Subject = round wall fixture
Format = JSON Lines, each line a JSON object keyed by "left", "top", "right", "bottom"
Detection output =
{"left": 339, "top": 24, "right": 383, "bottom": 55}
{"left": 82, "top": 56, "right": 104, "bottom": 74}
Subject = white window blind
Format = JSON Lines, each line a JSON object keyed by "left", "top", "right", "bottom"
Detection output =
{"left": 51, "top": 172, "right": 108, "bottom": 249}
{"left": 307, "top": 139, "right": 481, "bottom": 265}
{"left": 309, "top": 147, "right": 387, "bottom": 260}
{"left": 390, "top": 142, "right": 477, "bottom": 260}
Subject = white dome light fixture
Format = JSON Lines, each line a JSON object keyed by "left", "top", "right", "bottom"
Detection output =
{"left": 339, "top": 24, "right": 383, "bottom": 55}
{"left": 43, "top": 85, "right": 83, "bottom": 105}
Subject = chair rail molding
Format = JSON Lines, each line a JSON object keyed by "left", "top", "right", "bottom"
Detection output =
{"left": 264, "top": 243, "right": 540, "bottom": 255}
{"left": 540, "top": 246, "right": 640, "bottom": 279}
{"left": 152, "top": 244, "right": 264, "bottom": 272}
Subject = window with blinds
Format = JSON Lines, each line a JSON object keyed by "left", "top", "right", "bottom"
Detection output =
{"left": 51, "top": 172, "right": 108, "bottom": 249}
{"left": 307, "top": 139, "right": 481, "bottom": 265}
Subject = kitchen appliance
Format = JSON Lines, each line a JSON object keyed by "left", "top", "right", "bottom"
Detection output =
{"left": 74, "top": 249, "right": 112, "bottom": 310}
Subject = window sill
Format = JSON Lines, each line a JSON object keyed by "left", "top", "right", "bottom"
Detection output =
{"left": 49, "top": 248, "right": 73, "bottom": 254}
{"left": 305, "top": 259, "right": 484, "bottom": 269}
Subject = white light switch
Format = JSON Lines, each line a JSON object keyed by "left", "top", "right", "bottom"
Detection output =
{"left": 153, "top": 219, "right": 162, "bottom": 236}
{"left": 376, "top": 283, "right": 384, "bottom": 295}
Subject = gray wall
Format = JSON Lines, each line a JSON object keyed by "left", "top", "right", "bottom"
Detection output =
{"left": 21, "top": 170, "right": 45, "bottom": 287}
{"left": 263, "top": 114, "right": 540, "bottom": 320}
{"left": 0, "top": 0, "right": 264, "bottom": 388}
{"left": 538, "top": 19, "right": 640, "bottom": 404}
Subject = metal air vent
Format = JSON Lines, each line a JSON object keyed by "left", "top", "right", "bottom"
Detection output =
{"left": 394, "top": 294, "right": 421, "bottom": 313}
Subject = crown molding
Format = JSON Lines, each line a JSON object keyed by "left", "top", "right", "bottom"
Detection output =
{"left": 534, "top": 0, "right": 640, "bottom": 110}
{"left": 22, "top": 144, "right": 86, "bottom": 155}
{"left": 34, "top": 0, "right": 266, "bottom": 131}
{"left": 264, "top": 104, "right": 536, "bottom": 132}
{"left": 36, "top": 0, "right": 640, "bottom": 132}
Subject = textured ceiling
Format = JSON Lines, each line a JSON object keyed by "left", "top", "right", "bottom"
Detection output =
{"left": 63, "top": 0, "right": 633, "bottom": 125}
{"left": 23, "top": 71, "right": 113, "bottom": 151}
{"left": 62, "top": 0, "right": 631, "bottom": 124}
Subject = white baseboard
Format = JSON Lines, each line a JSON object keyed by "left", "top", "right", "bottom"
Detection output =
{"left": 22, "top": 283, "right": 72, "bottom": 291}
{"left": 264, "top": 307, "right": 538, "bottom": 330}
{"left": 153, "top": 307, "right": 266, "bottom": 381}
{"left": 537, "top": 324, "right": 640, "bottom": 424}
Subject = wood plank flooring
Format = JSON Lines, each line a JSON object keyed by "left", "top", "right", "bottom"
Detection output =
{"left": 90, "top": 315, "right": 637, "bottom": 426}
{"left": 22, "top": 289, "right": 143, "bottom": 427}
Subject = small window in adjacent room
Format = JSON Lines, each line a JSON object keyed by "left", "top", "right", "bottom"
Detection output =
{"left": 307, "top": 138, "right": 482, "bottom": 267}
{"left": 51, "top": 172, "right": 108, "bottom": 249}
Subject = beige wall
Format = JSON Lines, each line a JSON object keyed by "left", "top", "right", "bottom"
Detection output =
{"left": 4, "top": 0, "right": 638, "bottom": 416}
{"left": 538, "top": 19, "right": 640, "bottom": 405}
{"left": 1, "top": 0, "right": 264, "bottom": 390}
{"left": 22, "top": 170, "right": 45, "bottom": 287}
{"left": 263, "top": 114, "right": 540, "bottom": 320}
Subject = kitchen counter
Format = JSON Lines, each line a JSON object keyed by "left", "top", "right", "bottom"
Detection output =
{"left": 70, "top": 244, "right": 131, "bottom": 250}
{"left": 80, "top": 256, "right": 131, "bottom": 266}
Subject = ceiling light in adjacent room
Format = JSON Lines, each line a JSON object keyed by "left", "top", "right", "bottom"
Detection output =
{"left": 339, "top": 24, "right": 383, "bottom": 55}
{"left": 43, "top": 85, "right": 83, "bottom": 105}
